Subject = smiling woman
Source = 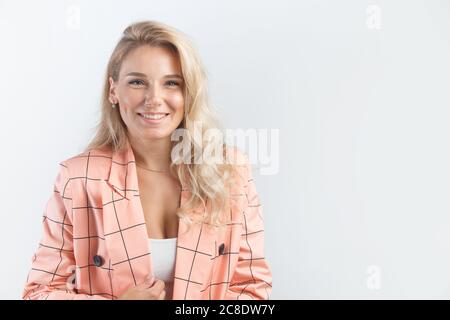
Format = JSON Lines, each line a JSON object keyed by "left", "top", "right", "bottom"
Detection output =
{"left": 22, "top": 20, "right": 272, "bottom": 301}
{"left": 109, "top": 45, "right": 185, "bottom": 141}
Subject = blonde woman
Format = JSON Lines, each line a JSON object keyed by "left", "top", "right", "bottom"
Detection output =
{"left": 22, "top": 20, "right": 272, "bottom": 300}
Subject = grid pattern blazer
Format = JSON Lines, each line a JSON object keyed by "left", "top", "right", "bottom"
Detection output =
{"left": 22, "top": 140, "right": 272, "bottom": 300}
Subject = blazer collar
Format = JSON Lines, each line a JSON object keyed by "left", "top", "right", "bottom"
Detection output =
{"left": 106, "top": 138, "right": 139, "bottom": 200}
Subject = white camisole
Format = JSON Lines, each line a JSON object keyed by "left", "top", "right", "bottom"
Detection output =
{"left": 149, "top": 237, "right": 177, "bottom": 300}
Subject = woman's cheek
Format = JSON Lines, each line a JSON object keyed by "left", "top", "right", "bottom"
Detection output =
{"left": 121, "top": 87, "right": 144, "bottom": 105}
{"left": 169, "top": 92, "right": 184, "bottom": 111}
{"left": 122, "top": 95, "right": 141, "bottom": 110}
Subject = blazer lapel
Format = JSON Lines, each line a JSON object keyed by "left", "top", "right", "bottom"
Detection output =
{"left": 101, "top": 140, "right": 151, "bottom": 295}
{"left": 172, "top": 189, "right": 217, "bottom": 299}
{"left": 101, "top": 139, "right": 217, "bottom": 299}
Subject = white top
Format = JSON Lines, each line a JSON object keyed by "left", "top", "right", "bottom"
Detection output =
{"left": 149, "top": 237, "right": 177, "bottom": 300}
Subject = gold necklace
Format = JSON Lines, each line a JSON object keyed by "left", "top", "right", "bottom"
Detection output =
{"left": 135, "top": 162, "right": 169, "bottom": 174}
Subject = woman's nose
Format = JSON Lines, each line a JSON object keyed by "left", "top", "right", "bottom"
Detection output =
{"left": 144, "top": 84, "right": 163, "bottom": 105}
{"left": 145, "top": 83, "right": 159, "bottom": 97}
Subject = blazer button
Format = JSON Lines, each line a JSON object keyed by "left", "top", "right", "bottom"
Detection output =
{"left": 93, "top": 255, "right": 104, "bottom": 267}
{"left": 218, "top": 243, "right": 225, "bottom": 255}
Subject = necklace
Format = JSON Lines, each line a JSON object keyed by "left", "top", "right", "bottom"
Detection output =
{"left": 135, "top": 162, "right": 169, "bottom": 174}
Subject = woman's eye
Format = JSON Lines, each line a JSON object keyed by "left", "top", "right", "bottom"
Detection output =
{"left": 129, "top": 79, "right": 145, "bottom": 86}
{"left": 128, "top": 79, "right": 180, "bottom": 87}
{"left": 166, "top": 80, "right": 179, "bottom": 87}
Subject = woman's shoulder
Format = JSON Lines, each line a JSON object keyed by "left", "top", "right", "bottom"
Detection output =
{"left": 58, "top": 146, "right": 113, "bottom": 177}
{"left": 223, "top": 145, "right": 251, "bottom": 169}
{"left": 222, "top": 145, "right": 253, "bottom": 186}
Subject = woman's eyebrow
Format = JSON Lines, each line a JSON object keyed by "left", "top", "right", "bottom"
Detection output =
{"left": 125, "top": 72, "right": 183, "bottom": 80}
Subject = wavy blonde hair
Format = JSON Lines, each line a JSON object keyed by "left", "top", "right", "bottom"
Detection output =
{"left": 85, "top": 20, "right": 241, "bottom": 234}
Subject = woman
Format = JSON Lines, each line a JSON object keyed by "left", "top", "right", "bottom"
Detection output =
{"left": 22, "top": 20, "right": 272, "bottom": 300}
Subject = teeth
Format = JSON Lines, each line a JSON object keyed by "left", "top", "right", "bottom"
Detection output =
{"left": 141, "top": 113, "right": 167, "bottom": 120}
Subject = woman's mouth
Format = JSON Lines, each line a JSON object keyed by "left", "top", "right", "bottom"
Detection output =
{"left": 138, "top": 112, "right": 169, "bottom": 124}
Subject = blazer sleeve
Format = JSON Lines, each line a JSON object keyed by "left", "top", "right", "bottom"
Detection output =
{"left": 224, "top": 154, "right": 273, "bottom": 300}
{"left": 22, "top": 162, "right": 109, "bottom": 300}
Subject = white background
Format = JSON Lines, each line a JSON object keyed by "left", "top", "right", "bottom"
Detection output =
{"left": 1, "top": 0, "right": 450, "bottom": 299}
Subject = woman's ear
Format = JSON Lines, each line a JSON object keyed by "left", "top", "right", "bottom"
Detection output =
{"left": 108, "top": 76, "right": 118, "bottom": 104}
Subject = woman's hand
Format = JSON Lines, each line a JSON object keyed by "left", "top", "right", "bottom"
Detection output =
{"left": 118, "top": 276, "right": 166, "bottom": 300}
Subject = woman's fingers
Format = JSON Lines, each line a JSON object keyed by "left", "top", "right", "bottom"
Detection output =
{"left": 135, "top": 275, "right": 156, "bottom": 289}
{"left": 145, "top": 275, "right": 155, "bottom": 285}
{"left": 142, "top": 278, "right": 166, "bottom": 299}
{"left": 151, "top": 279, "right": 165, "bottom": 291}
{"left": 118, "top": 277, "right": 166, "bottom": 300}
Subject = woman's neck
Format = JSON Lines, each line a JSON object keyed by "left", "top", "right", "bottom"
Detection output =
{"left": 128, "top": 135, "right": 173, "bottom": 172}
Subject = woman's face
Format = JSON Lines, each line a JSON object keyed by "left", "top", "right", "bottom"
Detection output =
{"left": 109, "top": 45, "right": 185, "bottom": 141}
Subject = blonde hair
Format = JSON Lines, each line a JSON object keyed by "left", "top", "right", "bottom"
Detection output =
{"left": 85, "top": 20, "right": 241, "bottom": 234}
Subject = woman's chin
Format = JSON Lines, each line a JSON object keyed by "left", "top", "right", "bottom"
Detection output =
{"left": 141, "top": 131, "right": 172, "bottom": 141}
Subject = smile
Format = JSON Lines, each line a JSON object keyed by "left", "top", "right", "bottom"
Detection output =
{"left": 139, "top": 113, "right": 168, "bottom": 119}
{"left": 138, "top": 112, "right": 169, "bottom": 124}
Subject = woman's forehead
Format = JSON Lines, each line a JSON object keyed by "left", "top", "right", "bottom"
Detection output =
{"left": 120, "top": 45, "right": 181, "bottom": 76}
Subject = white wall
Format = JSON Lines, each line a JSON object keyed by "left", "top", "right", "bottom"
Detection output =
{"left": 1, "top": 0, "right": 450, "bottom": 299}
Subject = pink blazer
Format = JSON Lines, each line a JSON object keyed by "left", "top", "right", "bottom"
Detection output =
{"left": 22, "top": 140, "right": 272, "bottom": 300}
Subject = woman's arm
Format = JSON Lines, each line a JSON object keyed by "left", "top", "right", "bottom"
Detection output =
{"left": 224, "top": 154, "right": 273, "bottom": 300}
{"left": 22, "top": 163, "right": 110, "bottom": 300}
